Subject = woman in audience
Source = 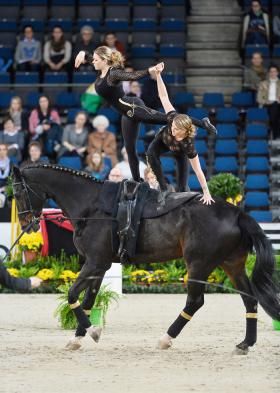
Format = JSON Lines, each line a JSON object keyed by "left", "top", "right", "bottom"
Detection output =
{"left": 0, "top": 118, "right": 24, "bottom": 163}
{"left": 103, "top": 32, "right": 125, "bottom": 55}
{"left": 7, "top": 96, "right": 29, "bottom": 133}
{"left": 243, "top": 52, "right": 266, "bottom": 97}
{"left": 59, "top": 111, "right": 88, "bottom": 158}
{"left": 84, "top": 151, "right": 111, "bottom": 180}
{"left": 29, "top": 95, "right": 62, "bottom": 157}
{"left": 87, "top": 114, "right": 118, "bottom": 166}
{"left": 73, "top": 25, "right": 96, "bottom": 69}
{"left": 20, "top": 141, "right": 45, "bottom": 168}
{"left": 44, "top": 26, "right": 72, "bottom": 72}
{"left": 144, "top": 167, "right": 159, "bottom": 190}
{"left": 0, "top": 143, "right": 10, "bottom": 188}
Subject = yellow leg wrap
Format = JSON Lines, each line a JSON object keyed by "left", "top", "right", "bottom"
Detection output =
{"left": 69, "top": 301, "right": 80, "bottom": 310}
{"left": 246, "top": 313, "right": 258, "bottom": 319}
{"left": 180, "top": 311, "right": 192, "bottom": 321}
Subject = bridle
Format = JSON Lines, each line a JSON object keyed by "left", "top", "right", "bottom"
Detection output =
{"left": 12, "top": 177, "right": 43, "bottom": 222}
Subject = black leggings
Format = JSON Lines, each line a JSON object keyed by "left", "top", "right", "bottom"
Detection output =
{"left": 121, "top": 96, "right": 204, "bottom": 181}
{"left": 146, "top": 130, "right": 189, "bottom": 192}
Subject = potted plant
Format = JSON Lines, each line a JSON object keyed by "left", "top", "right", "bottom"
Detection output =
{"left": 207, "top": 173, "right": 243, "bottom": 205}
{"left": 54, "top": 283, "right": 120, "bottom": 330}
{"left": 18, "top": 232, "right": 44, "bottom": 263}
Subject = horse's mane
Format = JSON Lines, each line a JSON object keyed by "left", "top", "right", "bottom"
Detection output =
{"left": 21, "top": 163, "right": 104, "bottom": 184}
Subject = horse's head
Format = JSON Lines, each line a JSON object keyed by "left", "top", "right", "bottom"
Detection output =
{"left": 11, "top": 166, "right": 45, "bottom": 233}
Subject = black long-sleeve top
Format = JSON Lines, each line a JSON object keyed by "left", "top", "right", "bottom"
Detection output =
{"left": 0, "top": 263, "right": 31, "bottom": 292}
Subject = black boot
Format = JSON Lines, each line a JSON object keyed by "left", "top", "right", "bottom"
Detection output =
{"left": 202, "top": 117, "right": 217, "bottom": 135}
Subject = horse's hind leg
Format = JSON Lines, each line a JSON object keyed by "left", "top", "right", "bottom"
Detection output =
{"left": 222, "top": 256, "right": 258, "bottom": 355}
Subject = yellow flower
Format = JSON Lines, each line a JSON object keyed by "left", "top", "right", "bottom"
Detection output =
{"left": 59, "top": 270, "right": 79, "bottom": 282}
{"left": 19, "top": 232, "right": 43, "bottom": 251}
{"left": 151, "top": 269, "right": 168, "bottom": 283}
{"left": 130, "top": 269, "right": 150, "bottom": 283}
{"left": 235, "top": 194, "right": 243, "bottom": 203}
{"left": 7, "top": 268, "right": 20, "bottom": 277}
{"left": 37, "top": 268, "right": 54, "bottom": 281}
{"left": 183, "top": 272, "right": 188, "bottom": 284}
{"left": 226, "top": 197, "right": 234, "bottom": 204}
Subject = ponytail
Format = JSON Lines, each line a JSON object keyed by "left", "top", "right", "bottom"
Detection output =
{"left": 94, "top": 46, "right": 125, "bottom": 68}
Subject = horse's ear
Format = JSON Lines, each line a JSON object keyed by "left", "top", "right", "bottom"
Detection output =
{"left": 11, "top": 164, "right": 21, "bottom": 181}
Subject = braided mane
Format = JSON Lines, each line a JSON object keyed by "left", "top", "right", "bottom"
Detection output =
{"left": 22, "top": 163, "right": 104, "bottom": 184}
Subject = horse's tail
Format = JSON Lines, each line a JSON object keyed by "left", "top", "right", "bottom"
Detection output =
{"left": 238, "top": 211, "right": 280, "bottom": 321}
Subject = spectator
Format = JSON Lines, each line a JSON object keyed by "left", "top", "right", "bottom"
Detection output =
{"left": 243, "top": 52, "right": 267, "bottom": 95}
{"left": 59, "top": 111, "right": 88, "bottom": 157}
{"left": 84, "top": 151, "right": 111, "bottom": 180}
{"left": 144, "top": 167, "right": 159, "bottom": 190}
{"left": 103, "top": 32, "right": 125, "bottom": 55}
{"left": 114, "top": 147, "right": 147, "bottom": 179}
{"left": 0, "top": 118, "right": 24, "bottom": 162}
{"left": 88, "top": 115, "right": 118, "bottom": 166}
{"left": 14, "top": 25, "right": 41, "bottom": 71}
{"left": 108, "top": 166, "right": 124, "bottom": 182}
{"left": 44, "top": 26, "right": 72, "bottom": 72}
{"left": 20, "top": 141, "right": 44, "bottom": 168}
{"left": 29, "top": 95, "right": 62, "bottom": 157}
{"left": 127, "top": 81, "right": 141, "bottom": 98}
{"left": 73, "top": 25, "right": 96, "bottom": 69}
{"left": 7, "top": 96, "right": 29, "bottom": 133}
{"left": 242, "top": 1, "right": 269, "bottom": 47}
{"left": 257, "top": 65, "right": 280, "bottom": 139}
{"left": 273, "top": 13, "right": 280, "bottom": 43}
{"left": 141, "top": 71, "right": 162, "bottom": 110}
{"left": 0, "top": 143, "right": 10, "bottom": 189}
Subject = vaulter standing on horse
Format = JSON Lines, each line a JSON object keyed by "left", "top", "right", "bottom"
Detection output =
{"left": 74, "top": 47, "right": 217, "bottom": 183}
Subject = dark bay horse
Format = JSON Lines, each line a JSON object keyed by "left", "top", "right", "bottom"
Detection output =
{"left": 12, "top": 164, "right": 280, "bottom": 353}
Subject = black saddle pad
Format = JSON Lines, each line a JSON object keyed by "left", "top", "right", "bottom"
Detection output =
{"left": 98, "top": 181, "right": 200, "bottom": 219}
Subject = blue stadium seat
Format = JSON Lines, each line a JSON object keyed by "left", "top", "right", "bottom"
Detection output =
{"left": 15, "top": 72, "right": 39, "bottom": 84}
{"left": 73, "top": 72, "right": 96, "bottom": 84}
{"left": 67, "top": 108, "right": 85, "bottom": 123}
{"left": 77, "top": 19, "right": 101, "bottom": 31}
{"left": 106, "top": 0, "right": 129, "bottom": 4}
{"left": 216, "top": 108, "right": 239, "bottom": 123}
{"left": 0, "top": 20, "right": 17, "bottom": 45}
{"left": 159, "top": 44, "right": 185, "bottom": 58}
{"left": 196, "top": 127, "right": 207, "bottom": 139}
{"left": 203, "top": 93, "right": 224, "bottom": 108}
{"left": 245, "top": 123, "right": 268, "bottom": 138}
{"left": 47, "top": 19, "right": 73, "bottom": 31}
{"left": 246, "top": 140, "right": 269, "bottom": 156}
{"left": 190, "top": 156, "right": 207, "bottom": 173}
{"left": 107, "top": 124, "right": 117, "bottom": 134}
{"left": 195, "top": 140, "right": 208, "bottom": 156}
{"left": 216, "top": 124, "right": 238, "bottom": 139}
{"left": 232, "top": 92, "right": 254, "bottom": 108}
{"left": 0, "top": 57, "right": 12, "bottom": 72}
{"left": 214, "top": 157, "right": 238, "bottom": 173}
{"left": 104, "top": 19, "right": 129, "bottom": 31}
{"left": 134, "top": 0, "right": 157, "bottom": 4}
{"left": 174, "top": 92, "right": 195, "bottom": 108}
{"left": 97, "top": 107, "right": 120, "bottom": 123}
{"left": 0, "top": 92, "right": 14, "bottom": 109}
{"left": 132, "top": 18, "right": 157, "bottom": 31}
{"left": 272, "top": 45, "right": 280, "bottom": 57}
{"left": 136, "top": 140, "right": 145, "bottom": 155}
{"left": 245, "top": 157, "right": 269, "bottom": 173}
{"left": 56, "top": 92, "right": 80, "bottom": 108}
{"left": 78, "top": 0, "right": 102, "bottom": 4}
{"left": 0, "top": 19, "right": 17, "bottom": 31}
{"left": 138, "top": 124, "right": 147, "bottom": 139}
{"left": 161, "top": 156, "right": 175, "bottom": 173}
{"left": 187, "top": 108, "right": 208, "bottom": 119}
{"left": 245, "top": 175, "right": 269, "bottom": 191}
{"left": 0, "top": 72, "right": 10, "bottom": 84}
{"left": 249, "top": 210, "right": 272, "bottom": 222}
{"left": 246, "top": 108, "right": 269, "bottom": 123}
{"left": 133, "top": 4, "right": 157, "bottom": 19}
{"left": 131, "top": 44, "right": 156, "bottom": 58}
{"left": 245, "top": 192, "right": 269, "bottom": 209}
{"left": 245, "top": 45, "right": 270, "bottom": 58}
{"left": 0, "top": 46, "right": 13, "bottom": 61}
{"left": 26, "top": 92, "right": 41, "bottom": 108}
{"left": 162, "top": 73, "right": 185, "bottom": 84}
{"left": 160, "top": 18, "right": 185, "bottom": 31}
{"left": 215, "top": 140, "right": 238, "bottom": 156}
{"left": 44, "top": 72, "right": 68, "bottom": 83}
{"left": 19, "top": 19, "right": 45, "bottom": 32}
{"left": 188, "top": 174, "right": 201, "bottom": 191}
{"left": 0, "top": 0, "right": 20, "bottom": 19}
{"left": 58, "top": 156, "right": 83, "bottom": 170}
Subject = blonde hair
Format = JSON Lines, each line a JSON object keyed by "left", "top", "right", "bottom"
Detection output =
{"left": 9, "top": 96, "right": 23, "bottom": 113}
{"left": 86, "top": 151, "right": 103, "bottom": 171}
{"left": 94, "top": 46, "right": 125, "bottom": 68}
{"left": 172, "top": 114, "right": 196, "bottom": 138}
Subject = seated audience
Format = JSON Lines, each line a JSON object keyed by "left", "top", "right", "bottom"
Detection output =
{"left": 29, "top": 95, "right": 62, "bottom": 157}
{"left": 0, "top": 143, "right": 10, "bottom": 189}
{"left": 242, "top": 0, "right": 269, "bottom": 47}
{"left": 257, "top": 65, "right": 280, "bottom": 139}
{"left": 59, "top": 111, "right": 88, "bottom": 157}
{"left": 243, "top": 52, "right": 267, "bottom": 96}
{"left": 44, "top": 26, "right": 72, "bottom": 72}
{"left": 88, "top": 115, "right": 118, "bottom": 166}
{"left": 273, "top": 13, "right": 280, "bottom": 43}
{"left": 127, "top": 81, "right": 141, "bottom": 98}
{"left": 14, "top": 25, "right": 41, "bottom": 71}
{"left": 7, "top": 96, "right": 29, "bottom": 133}
{"left": 73, "top": 25, "right": 96, "bottom": 70}
{"left": 114, "top": 147, "right": 147, "bottom": 180}
{"left": 0, "top": 118, "right": 24, "bottom": 162}
{"left": 103, "top": 32, "right": 125, "bottom": 55}
{"left": 108, "top": 166, "right": 124, "bottom": 183}
{"left": 144, "top": 167, "right": 159, "bottom": 190}
{"left": 20, "top": 141, "right": 44, "bottom": 168}
{"left": 84, "top": 151, "right": 111, "bottom": 181}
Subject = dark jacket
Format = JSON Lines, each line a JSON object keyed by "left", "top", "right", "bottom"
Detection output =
{"left": 0, "top": 263, "right": 31, "bottom": 292}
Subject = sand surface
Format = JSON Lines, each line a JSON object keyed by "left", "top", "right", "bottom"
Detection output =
{"left": 0, "top": 293, "right": 279, "bottom": 393}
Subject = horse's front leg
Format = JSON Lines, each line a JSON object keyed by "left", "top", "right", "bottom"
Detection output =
{"left": 66, "top": 273, "right": 105, "bottom": 350}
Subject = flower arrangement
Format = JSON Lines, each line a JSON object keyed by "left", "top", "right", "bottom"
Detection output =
{"left": 37, "top": 268, "right": 54, "bottom": 281}
{"left": 208, "top": 173, "right": 243, "bottom": 205}
{"left": 7, "top": 268, "right": 20, "bottom": 277}
{"left": 19, "top": 232, "right": 44, "bottom": 252}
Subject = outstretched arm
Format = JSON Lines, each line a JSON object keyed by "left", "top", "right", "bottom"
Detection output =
{"left": 189, "top": 156, "right": 214, "bottom": 205}
{"left": 155, "top": 66, "right": 175, "bottom": 113}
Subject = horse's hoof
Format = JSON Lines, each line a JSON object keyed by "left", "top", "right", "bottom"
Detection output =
{"left": 234, "top": 342, "right": 249, "bottom": 355}
{"left": 88, "top": 326, "right": 102, "bottom": 343}
{"left": 157, "top": 334, "right": 172, "bottom": 350}
{"left": 65, "top": 337, "right": 82, "bottom": 351}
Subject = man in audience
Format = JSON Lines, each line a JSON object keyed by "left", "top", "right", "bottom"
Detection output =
{"left": 243, "top": 52, "right": 267, "bottom": 98}
{"left": 73, "top": 26, "right": 96, "bottom": 70}
{"left": 257, "top": 65, "right": 280, "bottom": 139}
{"left": 14, "top": 25, "right": 41, "bottom": 71}
{"left": 108, "top": 166, "right": 124, "bottom": 183}
{"left": 242, "top": 0, "right": 269, "bottom": 47}
{"left": 20, "top": 141, "right": 44, "bottom": 168}
{"left": 114, "top": 147, "right": 147, "bottom": 180}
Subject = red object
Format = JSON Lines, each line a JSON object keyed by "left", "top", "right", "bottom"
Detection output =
{"left": 40, "top": 209, "right": 73, "bottom": 256}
